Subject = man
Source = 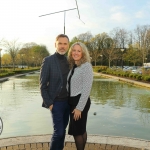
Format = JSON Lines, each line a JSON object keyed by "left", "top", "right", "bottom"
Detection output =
{"left": 40, "top": 34, "right": 70, "bottom": 150}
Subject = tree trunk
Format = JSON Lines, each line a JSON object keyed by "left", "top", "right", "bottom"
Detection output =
{"left": 95, "top": 60, "right": 96, "bottom": 66}
{"left": 109, "top": 59, "right": 111, "bottom": 68}
{"left": 13, "top": 61, "right": 15, "bottom": 70}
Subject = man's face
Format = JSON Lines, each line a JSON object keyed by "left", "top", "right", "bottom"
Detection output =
{"left": 55, "top": 37, "right": 69, "bottom": 55}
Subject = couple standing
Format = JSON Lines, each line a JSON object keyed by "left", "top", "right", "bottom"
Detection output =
{"left": 40, "top": 34, "right": 93, "bottom": 150}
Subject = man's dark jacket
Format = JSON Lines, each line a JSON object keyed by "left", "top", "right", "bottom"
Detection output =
{"left": 40, "top": 53, "right": 63, "bottom": 108}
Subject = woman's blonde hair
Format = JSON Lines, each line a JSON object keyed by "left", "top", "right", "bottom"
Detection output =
{"left": 68, "top": 42, "right": 91, "bottom": 68}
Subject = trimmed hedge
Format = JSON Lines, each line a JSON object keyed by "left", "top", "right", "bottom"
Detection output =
{"left": 142, "top": 75, "right": 150, "bottom": 82}
{"left": 0, "top": 68, "right": 40, "bottom": 78}
{"left": 0, "top": 72, "right": 15, "bottom": 77}
{"left": 93, "top": 66, "right": 108, "bottom": 72}
{"left": 13, "top": 68, "right": 40, "bottom": 74}
{"left": 98, "top": 67, "right": 150, "bottom": 83}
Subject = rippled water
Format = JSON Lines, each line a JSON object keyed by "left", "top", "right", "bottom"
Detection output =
{"left": 0, "top": 73, "right": 150, "bottom": 140}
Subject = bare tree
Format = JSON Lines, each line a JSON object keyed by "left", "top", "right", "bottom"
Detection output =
{"left": 134, "top": 25, "right": 150, "bottom": 64}
{"left": 118, "top": 28, "right": 128, "bottom": 48}
{"left": 77, "top": 31, "right": 93, "bottom": 43}
{"left": 128, "top": 31, "right": 134, "bottom": 46}
{"left": 102, "top": 37, "right": 118, "bottom": 67}
{"left": 110, "top": 27, "right": 128, "bottom": 48}
{"left": 2, "top": 39, "right": 22, "bottom": 70}
{"left": 109, "top": 28, "right": 129, "bottom": 66}
{"left": 110, "top": 27, "right": 120, "bottom": 48}
{"left": 86, "top": 33, "right": 109, "bottom": 66}
{"left": 87, "top": 37, "right": 100, "bottom": 66}
{"left": 145, "top": 29, "right": 150, "bottom": 61}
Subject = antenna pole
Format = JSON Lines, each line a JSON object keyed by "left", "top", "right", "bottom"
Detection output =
{"left": 64, "top": 11, "right": 66, "bottom": 34}
{"left": 75, "top": 0, "right": 80, "bottom": 19}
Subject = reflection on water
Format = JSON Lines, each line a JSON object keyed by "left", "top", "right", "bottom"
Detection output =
{"left": 92, "top": 76, "right": 150, "bottom": 115}
{"left": 0, "top": 73, "right": 150, "bottom": 140}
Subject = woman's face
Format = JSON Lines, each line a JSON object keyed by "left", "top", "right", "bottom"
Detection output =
{"left": 72, "top": 44, "right": 82, "bottom": 63}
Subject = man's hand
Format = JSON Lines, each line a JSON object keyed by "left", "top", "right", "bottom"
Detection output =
{"left": 49, "top": 105, "right": 53, "bottom": 111}
{"left": 72, "top": 109, "right": 81, "bottom": 121}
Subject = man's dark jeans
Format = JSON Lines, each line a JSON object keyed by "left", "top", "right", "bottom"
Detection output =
{"left": 50, "top": 100, "right": 70, "bottom": 150}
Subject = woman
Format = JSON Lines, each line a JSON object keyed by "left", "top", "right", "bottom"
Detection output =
{"left": 67, "top": 42, "right": 93, "bottom": 150}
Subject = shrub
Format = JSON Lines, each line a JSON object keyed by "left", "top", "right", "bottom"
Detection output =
{"left": 142, "top": 75, "right": 150, "bottom": 82}
{"left": 124, "top": 72, "right": 130, "bottom": 77}
{"left": 101, "top": 71, "right": 106, "bottom": 73}
{"left": 136, "top": 75, "right": 142, "bottom": 81}
{"left": 0, "top": 68, "right": 40, "bottom": 78}
{"left": 93, "top": 66, "right": 108, "bottom": 72}
{"left": 132, "top": 74, "right": 138, "bottom": 79}
{"left": 93, "top": 66, "right": 150, "bottom": 83}
{"left": 0, "top": 72, "right": 15, "bottom": 77}
{"left": 116, "top": 72, "right": 121, "bottom": 76}
{"left": 129, "top": 74, "right": 134, "bottom": 78}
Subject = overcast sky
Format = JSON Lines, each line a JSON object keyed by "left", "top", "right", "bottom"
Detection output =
{"left": 0, "top": 0, "right": 150, "bottom": 54}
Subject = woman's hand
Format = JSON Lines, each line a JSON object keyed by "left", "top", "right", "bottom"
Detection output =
{"left": 49, "top": 104, "right": 53, "bottom": 111}
{"left": 72, "top": 109, "right": 81, "bottom": 121}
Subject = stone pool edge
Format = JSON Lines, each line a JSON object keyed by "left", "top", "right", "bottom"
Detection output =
{"left": 0, "top": 134, "right": 150, "bottom": 149}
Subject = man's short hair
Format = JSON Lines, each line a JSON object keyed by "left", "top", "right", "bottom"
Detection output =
{"left": 56, "top": 34, "right": 69, "bottom": 42}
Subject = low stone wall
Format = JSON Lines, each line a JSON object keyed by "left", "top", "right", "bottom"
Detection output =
{"left": 0, "top": 142, "right": 147, "bottom": 150}
{"left": 94, "top": 72, "right": 150, "bottom": 89}
{"left": 0, "top": 77, "right": 8, "bottom": 83}
{"left": 0, "top": 135, "right": 150, "bottom": 150}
